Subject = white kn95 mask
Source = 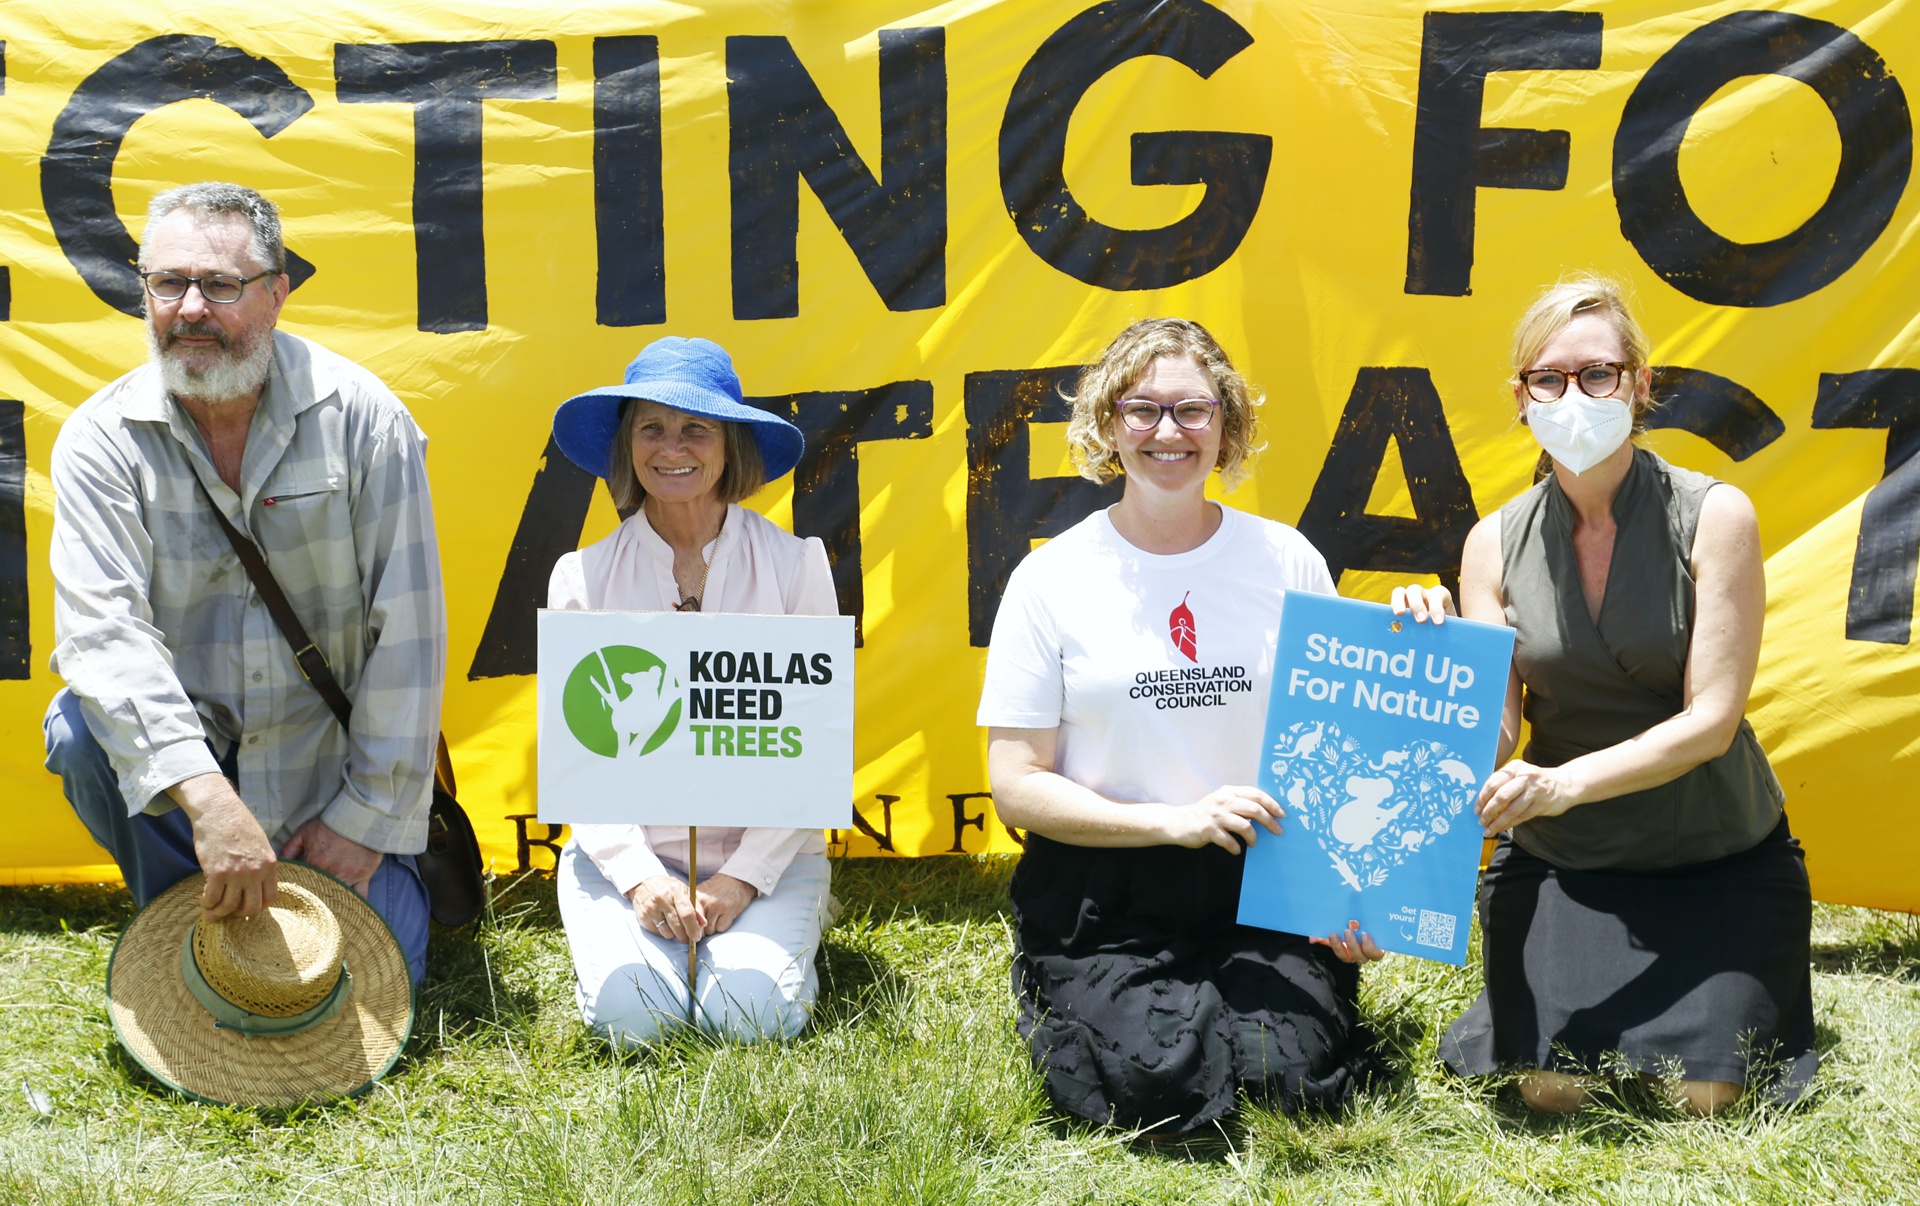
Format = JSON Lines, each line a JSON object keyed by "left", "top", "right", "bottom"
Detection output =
{"left": 1526, "top": 394, "right": 1632, "bottom": 475}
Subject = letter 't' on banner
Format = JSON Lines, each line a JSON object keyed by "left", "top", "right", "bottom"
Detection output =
{"left": 335, "top": 40, "right": 558, "bottom": 333}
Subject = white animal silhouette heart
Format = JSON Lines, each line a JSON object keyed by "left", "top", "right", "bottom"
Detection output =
{"left": 1264, "top": 721, "right": 1477, "bottom": 891}
{"left": 1330, "top": 777, "right": 1408, "bottom": 848}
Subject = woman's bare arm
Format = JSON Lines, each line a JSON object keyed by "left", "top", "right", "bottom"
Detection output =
{"left": 988, "top": 728, "right": 1283, "bottom": 853}
{"left": 1395, "top": 513, "right": 1521, "bottom": 762}
{"left": 1476, "top": 485, "right": 1765, "bottom": 833}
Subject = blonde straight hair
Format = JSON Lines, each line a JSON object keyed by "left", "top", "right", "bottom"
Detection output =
{"left": 1512, "top": 275, "right": 1656, "bottom": 479}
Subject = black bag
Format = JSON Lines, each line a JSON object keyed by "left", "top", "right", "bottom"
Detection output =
{"left": 421, "top": 737, "right": 487, "bottom": 928}
{"left": 204, "top": 490, "right": 488, "bottom": 927}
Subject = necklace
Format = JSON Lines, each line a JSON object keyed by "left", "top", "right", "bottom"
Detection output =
{"left": 673, "top": 512, "right": 725, "bottom": 612}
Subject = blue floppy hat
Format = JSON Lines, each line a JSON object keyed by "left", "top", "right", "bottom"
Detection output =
{"left": 552, "top": 337, "right": 804, "bottom": 484}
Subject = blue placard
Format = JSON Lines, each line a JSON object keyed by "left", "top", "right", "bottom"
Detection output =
{"left": 1236, "top": 592, "right": 1516, "bottom": 964}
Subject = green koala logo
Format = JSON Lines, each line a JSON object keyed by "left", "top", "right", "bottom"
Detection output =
{"left": 563, "top": 645, "right": 682, "bottom": 759}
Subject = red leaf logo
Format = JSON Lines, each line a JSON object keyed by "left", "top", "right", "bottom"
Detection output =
{"left": 1169, "top": 592, "right": 1198, "bottom": 663}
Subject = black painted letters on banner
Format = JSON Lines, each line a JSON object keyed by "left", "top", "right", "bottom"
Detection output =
{"left": 727, "top": 30, "right": 947, "bottom": 320}
{"left": 751, "top": 383, "right": 935, "bottom": 644}
{"left": 1813, "top": 370, "right": 1920, "bottom": 644}
{"left": 963, "top": 367, "right": 1121, "bottom": 645}
{"left": 1643, "top": 367, "right": 1784, "bottom": 462}
{"left": 1295, "top": 368, "right": 1478, "bottom": 590}
{"left": 0, "top": 401, "right": 26, "bottom": 678}
{"left": 43, "top": 35, "right": 317, "bottom": 317}
{"left": 594, "top": 36, "right": 666, "bottom": 328}
{"left": 1000, "top": 0, "right": 1271, "bottom": 290}
{"left": 1614, "top": 12, "right": 1912, "bottom": 307}
{"left": 468, "top": 436, "right": 602, "bottom": 680}
{"left": 1403, "top": 12, "right": 1603, "bottom": 297}
{"left": 335, "top": 40, "right": 558, "bottom": 333}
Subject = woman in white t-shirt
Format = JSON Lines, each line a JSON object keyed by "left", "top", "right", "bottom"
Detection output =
{"left": 546, "top": 336, "right": 836, "bottom": 1046}
{"left": 978, "top": 318, "right": 1384, "bottom": 1136}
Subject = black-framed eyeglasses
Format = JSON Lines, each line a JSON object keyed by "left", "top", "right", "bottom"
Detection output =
{"left": 139, "top": 270, "right": 278, "bottom": 305}
{"left": 1518, "top": 362, "right": 1633, "bottom": 403}
{"left": 1115, "top": 397, "right": 1221, "bottom": 431}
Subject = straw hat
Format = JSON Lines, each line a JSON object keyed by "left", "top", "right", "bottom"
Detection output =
{"left": 106, "top": 862, "right": 413, "bottom": 1107}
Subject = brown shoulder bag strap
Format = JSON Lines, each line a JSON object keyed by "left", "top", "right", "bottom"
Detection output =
{"left": 201, "top": 481, "right": 458, "bottom": 800}
{"left": 199, "top": 483, "right": 354, "bottom": 729}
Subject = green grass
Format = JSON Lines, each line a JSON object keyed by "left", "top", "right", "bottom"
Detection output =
{"left": 2, "top": 858, "right": 1916, "bottom": 1204}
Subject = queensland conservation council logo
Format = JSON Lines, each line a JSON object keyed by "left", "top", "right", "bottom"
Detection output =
{"left": 562, "top": 646, "right": 683, "bottom": 758}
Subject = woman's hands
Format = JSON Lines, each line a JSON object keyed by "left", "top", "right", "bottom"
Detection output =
{"left": 629, "top": 873, "right": 758, "bottom": 943}
{"left": 991, "top": 729, "right": 1282, "bottom": 851}
{"left": 1395, "top": 574, "right": 1540, "bottom": 834}
{"left": 694, "top": 874, "right": 756, "bottom": 937}
{"left": 1158, "top": 785, "right": 1284, "bottom": 854}
{"left": 630, "top": 874, "right": 698, "bottom": 941}
{"left": 1390, "top": 583, "right": 1457, "bottom": 625}
{"left": 1312, "top": 920, "right": 1387, "bottom": 964}
{"left": 1475, "top": 760, "right": 1577, "bottom": 835}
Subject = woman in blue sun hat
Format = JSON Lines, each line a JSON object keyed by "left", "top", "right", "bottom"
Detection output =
{"left": 547, "top": 335, "right": 837, "bottom": 1045}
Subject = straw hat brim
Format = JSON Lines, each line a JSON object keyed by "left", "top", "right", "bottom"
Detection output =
{"left": 107, "top": 862, "right": 414, "bottom": 1108}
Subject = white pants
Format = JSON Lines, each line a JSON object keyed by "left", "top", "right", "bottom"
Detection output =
{"left": 558, "top": 840, "right": 830, "bottom": 1046}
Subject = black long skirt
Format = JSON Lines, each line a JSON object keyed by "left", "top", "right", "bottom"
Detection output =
{"left": 1009, "top": 834, "right": 1378, "bottom": 1132}
{"left": 1441, "top": 814, "right": 1817, "bottom": 1100}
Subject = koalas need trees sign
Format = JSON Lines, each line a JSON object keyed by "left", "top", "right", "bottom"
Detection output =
{"left": 538, "top": 610, "right": 855, "bottom": 828}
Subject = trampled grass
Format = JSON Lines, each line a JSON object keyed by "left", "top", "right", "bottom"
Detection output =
{"left": 1, "top": 857, "right": 1915, "bottom": 1204}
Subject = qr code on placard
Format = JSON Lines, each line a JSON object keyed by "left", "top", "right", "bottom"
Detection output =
{"left": 1416, "top": 909, "right": 1457, "bottom": 950}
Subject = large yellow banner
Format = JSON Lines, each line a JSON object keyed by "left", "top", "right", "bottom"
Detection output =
{"left": 1, "top": 1, "right": 1914, "bottom": 910}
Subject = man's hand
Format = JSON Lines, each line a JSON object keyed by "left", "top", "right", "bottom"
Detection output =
{"left": 167, "top": 772, "right": 277, "bottom": 921}
{"left": 281, "top": 820, "right": 383, "bottom": 898}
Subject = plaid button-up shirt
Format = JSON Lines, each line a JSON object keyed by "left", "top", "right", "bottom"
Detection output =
{"left": 49, "top": 331, "right": 446, "bottom": 854}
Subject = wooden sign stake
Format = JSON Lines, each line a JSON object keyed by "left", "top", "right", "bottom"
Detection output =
{"left": 686, "top": 824, "right": 698, "bottom": 1025}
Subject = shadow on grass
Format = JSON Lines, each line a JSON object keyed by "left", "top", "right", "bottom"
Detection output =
{"left": 1811, "top": 913, "right": 1920, "bottom": 981}
{"left": 407, "top": 870, "right": 562, "bottom": 1058}
{"left": 830, "top": 854, "right": 1015, "bottom": 927}
{"left": 1358, "top": 1004, "right": 1429, "bottom": 1081}
{"left": 810, "top": 927, "right": 906, "bottom": 1039}
{"left": 0, "top": 883, "right": 135, "bottom": 935}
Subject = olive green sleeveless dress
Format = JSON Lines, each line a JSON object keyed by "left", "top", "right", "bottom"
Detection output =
{"left": 1440, "top": 449, "right": 1816, "bottom": 1099}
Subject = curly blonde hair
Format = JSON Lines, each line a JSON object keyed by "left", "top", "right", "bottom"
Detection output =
{"left": 1064, "top": 318, "right": 1264, "bottom": 489}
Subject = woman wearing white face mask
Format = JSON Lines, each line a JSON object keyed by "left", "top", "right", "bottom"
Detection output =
{"left": 1393, "top": 277, "right": 1814, "bottom": 1117}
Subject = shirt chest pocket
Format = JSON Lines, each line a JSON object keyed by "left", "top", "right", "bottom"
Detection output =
{"left": 253, "top": 476, "right": 348, "bottom": 555}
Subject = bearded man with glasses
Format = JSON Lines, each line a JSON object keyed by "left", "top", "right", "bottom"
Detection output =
{"left": 43, "top": 182, "right": 445, "bottom": 986}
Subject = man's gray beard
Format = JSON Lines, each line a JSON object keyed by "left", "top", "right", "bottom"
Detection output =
{"left": 146, "top": 321, "right": 274, "bottom": 405}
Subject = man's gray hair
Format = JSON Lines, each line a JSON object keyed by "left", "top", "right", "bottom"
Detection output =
{"left": 141, "top": 183, "right": 286, "bottom": 274}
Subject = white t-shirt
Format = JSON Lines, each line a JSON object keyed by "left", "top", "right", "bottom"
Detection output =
{"left": 977, "top": 504, "right": 1336, "bottom": 810}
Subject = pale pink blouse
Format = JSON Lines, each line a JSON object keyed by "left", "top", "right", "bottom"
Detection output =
{"left": 548, "top": 503, "right": 835, "bottom": 897}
